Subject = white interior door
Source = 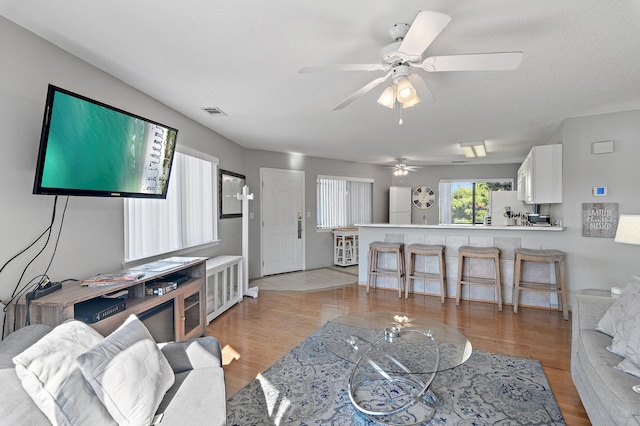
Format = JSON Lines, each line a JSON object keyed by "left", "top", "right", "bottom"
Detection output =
{"left": 261, "top": 168, "right": 305, "bottom": 276}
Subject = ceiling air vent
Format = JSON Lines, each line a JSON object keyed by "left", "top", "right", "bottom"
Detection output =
{"left": 203, "top": 107, "right": 227, "bottom": 116}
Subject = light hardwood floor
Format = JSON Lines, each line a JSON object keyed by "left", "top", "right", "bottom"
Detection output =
{"left": 206, "top": 284, "right": 591, "bottom": 425}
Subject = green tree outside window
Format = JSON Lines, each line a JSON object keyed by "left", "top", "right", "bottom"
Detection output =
{"left": 447, "top": 181, "right": 513, "bottom": 224}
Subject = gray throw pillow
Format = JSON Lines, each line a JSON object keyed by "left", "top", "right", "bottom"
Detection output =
{"left": 597, "top": 276, "right": 640, "bottom": 336}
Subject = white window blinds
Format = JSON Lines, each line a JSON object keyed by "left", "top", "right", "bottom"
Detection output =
{"left": 317, "top": 176, "right": 373, "bottom": 229}
{"left": 124, "top": 150, "right": 217, "bottom": 262}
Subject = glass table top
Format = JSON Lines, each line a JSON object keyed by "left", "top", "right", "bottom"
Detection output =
{"left": 316, "top": 311, "right": 473, "bottom": 424}
{"left": 321, "top": 311, "right": 473, "bottom": 375}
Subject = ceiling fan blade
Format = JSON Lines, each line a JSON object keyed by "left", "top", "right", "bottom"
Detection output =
{"left": 299, "top": 64, "right": 388, "bottom": 73}
{"left": 331, "top": 72, "right": 392, "bottom": 111}
{"left": 408, "top": 73, "right": 435, "bottom": 103}
{"left": 399, "top": 11, "right": 452, "bottom": 58}
{"left": 420, "top": 52, "right": 524, "bottom": 72}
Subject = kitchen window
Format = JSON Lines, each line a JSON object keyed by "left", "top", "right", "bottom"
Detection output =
{"left": 439, "top": 179, "right": 513, "bottom": 224}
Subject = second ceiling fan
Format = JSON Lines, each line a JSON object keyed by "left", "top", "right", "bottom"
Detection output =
{"left": 385, "top": 158, "right": 421, "bottom": 176}
{"left": 300, "top": 10, "right": 523, "bottom": 111}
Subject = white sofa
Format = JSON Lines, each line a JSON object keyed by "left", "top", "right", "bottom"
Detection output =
{"left": 0, "top": 320, "right": 226, "bottom": 425}
{"left": 571, "top": 293, "right": 640, "bottom": 425}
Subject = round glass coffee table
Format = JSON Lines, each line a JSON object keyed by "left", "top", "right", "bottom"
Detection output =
{"left": 321, "top": 311, "right": 472, "bottom": 425}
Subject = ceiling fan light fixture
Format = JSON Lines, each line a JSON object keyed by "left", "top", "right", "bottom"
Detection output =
{"left": 402, "top": 93, "right": 421, "bottom": 108}
{"left": 395, "top": 77, "right": 416, "bottom": 103}
{"left": 377, "top": 85, "right": 396, "bottom": 109}
{"left": 393, "top": 168, "right": 408, "bottom": 176}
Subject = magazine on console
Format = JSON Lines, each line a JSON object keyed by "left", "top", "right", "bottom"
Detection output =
{"left": 80, "top": 271, "right": 146, "bottom": 287}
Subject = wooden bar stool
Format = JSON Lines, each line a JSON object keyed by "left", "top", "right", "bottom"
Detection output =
{"left": 367, "top": 242, "right": 405, "bottom": 298}
{"left": 513, "top": 248, "right": 568, "bottom": 320}
{"left": 405, "top": 244, "right": 446, "bottom": 302}
{"left": 456, "top": 246, "right": 502, "bottom": 311}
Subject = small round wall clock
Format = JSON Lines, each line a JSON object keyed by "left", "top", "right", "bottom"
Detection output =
{"left": 412, "top": 186, "right": 436, "bottom": 209}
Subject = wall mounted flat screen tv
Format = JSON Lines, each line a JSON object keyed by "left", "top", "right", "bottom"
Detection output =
{"left": 33, "top": 84, "right": 178, "bottom": 198}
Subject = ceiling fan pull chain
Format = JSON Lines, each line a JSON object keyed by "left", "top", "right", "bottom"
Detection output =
{"left": 399, "top": 105, "right": 404, "bottom": 125}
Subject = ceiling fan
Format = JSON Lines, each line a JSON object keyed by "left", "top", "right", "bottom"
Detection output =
{"left": 385, "top": 158, "right": 422, "bottom": 176}
{"left": 299, "top": 10, "right": 523, "bottom": 111}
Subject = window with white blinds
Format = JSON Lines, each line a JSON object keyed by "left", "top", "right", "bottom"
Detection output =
{"left": 124, "top": 150, "right": 218, "bottom": 262}
{"left": 317, "top": 175, "right": 373, "bottom": 229}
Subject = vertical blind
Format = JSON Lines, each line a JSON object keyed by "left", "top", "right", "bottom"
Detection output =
{"left": 317, "top": 176, "right": 373, "bottom": 229}
{"left": 124, "top": 151, "right": 217, "bottom": 262}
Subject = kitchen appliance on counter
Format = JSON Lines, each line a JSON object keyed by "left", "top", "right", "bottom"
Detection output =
{"left": 489, "top": 191, "right": 534, "bottom": 226}
{"left": 523, "top": 213, "right": 551, "bottom": 226}
{"left": 522, "top": 203, "right": 553, "bottom": 226}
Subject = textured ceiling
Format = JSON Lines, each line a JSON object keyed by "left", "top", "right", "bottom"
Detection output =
{"left": 2, "top": 0, "right": 640, "bottom": 167}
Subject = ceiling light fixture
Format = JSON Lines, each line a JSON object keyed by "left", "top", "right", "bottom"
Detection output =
{"left": 376, "top": 66, "right": 421, "bottom": 112}
{"left": 396, "top": 77, "right": 416, "bottom": 103}
{"left": 393, "top": 168, "right": 409, "bottom": 176}
{"left": 377, "top": 85, "right": 396, "bottom": 109}
{"left": 402, "top": 93, "right": 421, "bottom": 109}
{"left": 460, "top": 141, "right": 487, "bottom": 158}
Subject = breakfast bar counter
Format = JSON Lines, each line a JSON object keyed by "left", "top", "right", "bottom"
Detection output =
{"left": 360, "top": 223, "right": 563, "bottom": 231}
{"left": 357, "top": 223, "right": 566, "bottom": 310}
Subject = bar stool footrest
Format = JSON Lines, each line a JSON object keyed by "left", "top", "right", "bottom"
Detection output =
{"left": 409, "top": 272, "right": 443, "bottom": 281}
{"left": 459, "top": 277, "right": 498, "bottom": 286}
{"left": 517, "top": 281, "right": 562, "bottom": 291}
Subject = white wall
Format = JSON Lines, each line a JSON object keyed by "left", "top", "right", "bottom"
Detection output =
{"left": 0, "top": 17, "right": 244, "bottom": 307}
{"left": 556, "top": 110, "right": 640, "bottom": 289}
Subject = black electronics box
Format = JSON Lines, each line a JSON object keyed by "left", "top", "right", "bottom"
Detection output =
{"left": 145, "top": 281, "right": 178, "bottom": 296}
{"left": 156, "top": 273, "right": 189, "bottom": 285}
{"left": 74, "top": 298, "right": 126, "bottom": 324}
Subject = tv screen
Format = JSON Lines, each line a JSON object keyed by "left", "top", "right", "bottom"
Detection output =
{"left": 33, "top": 85, "right": 178, "bottom": 198}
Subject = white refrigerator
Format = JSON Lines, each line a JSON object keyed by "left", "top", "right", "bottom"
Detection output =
{"left": 389, "top": 186, "right": 411, "bottom": 224}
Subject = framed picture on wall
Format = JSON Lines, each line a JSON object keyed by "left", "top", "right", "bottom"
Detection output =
{"left": 219, "top": 169, "right": 245, "bottom": 218}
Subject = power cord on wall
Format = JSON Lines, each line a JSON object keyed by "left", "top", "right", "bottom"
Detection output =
{"left": 1, "top": 196, "right": 69, "bottom": 337}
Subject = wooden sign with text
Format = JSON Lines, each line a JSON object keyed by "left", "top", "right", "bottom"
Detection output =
{"left": 582, "top": 203, "right": 619, "bottom": 238}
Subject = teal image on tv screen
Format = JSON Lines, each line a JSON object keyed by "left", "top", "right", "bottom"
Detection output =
{"left": 39, "top": 90, "right": 176, "bottom": 196}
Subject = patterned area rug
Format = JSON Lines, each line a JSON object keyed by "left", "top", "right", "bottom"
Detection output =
{"left": 227, "top": 321, "right": 565, "bottom": 425}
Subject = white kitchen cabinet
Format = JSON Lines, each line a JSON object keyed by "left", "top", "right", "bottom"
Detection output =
{"left": 389, "top": 186, "right": 412, "bottom": 224}
{"left": 517, "top": 144, "right": 562, "bottom": 204}
{"left": 516, "top": 162, "right": 527, "bottom": 201}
